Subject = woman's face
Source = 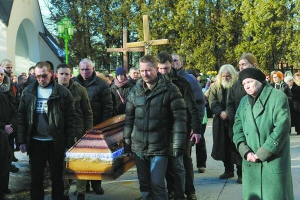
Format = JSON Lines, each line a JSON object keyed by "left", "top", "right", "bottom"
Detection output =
{"left": 238, "top": 59, "right": 253, "bottom": 71}
{"left": 117, "top": 74, "right": 126, "bottom": 82}
{"left": 273, "top": 74, "right": 280, "bottom": 84}
{"left": 242, "top": 78, "right": 262, "bottom": 97}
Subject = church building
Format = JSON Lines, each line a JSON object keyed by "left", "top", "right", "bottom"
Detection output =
{"left": 0, "top": 0, "right": 63, "bottom": 76}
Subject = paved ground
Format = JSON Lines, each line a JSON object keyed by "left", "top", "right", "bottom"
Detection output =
{"left": 6, "top": 119, "right": 300, "bottom": 200}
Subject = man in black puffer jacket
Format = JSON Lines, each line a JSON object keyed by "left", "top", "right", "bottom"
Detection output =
{"left": 76, "top": 58, "right": 113, "bottom": 195}
{"left": 124, "top": 55, "right": 187, "bottom": 200}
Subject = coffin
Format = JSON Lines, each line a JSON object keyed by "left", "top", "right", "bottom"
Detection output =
{"left": 65, "top": 114, "right": 135, "bottom": 180}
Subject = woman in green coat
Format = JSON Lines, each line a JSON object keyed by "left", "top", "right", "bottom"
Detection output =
{"left": 233, "top": 68, "right": 294, "bottom": 200}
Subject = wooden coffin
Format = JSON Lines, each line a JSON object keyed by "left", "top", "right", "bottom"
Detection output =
{"left": 65, "top": 114, "right": 135, "bottom": 180}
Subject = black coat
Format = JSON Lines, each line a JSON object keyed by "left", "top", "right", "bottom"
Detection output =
{"left": 76, "top": 72, "right": 113, "bottom": 125}
{"left": 168, "top": 68, "right": 201, "bottom": 133}
{"left": 123, "top": 73, "right": 187, "bottom": 156}
{"left": 17, "top": 80, "right": 75, "bottom": 154}
{"left": 0, "top": 75, "right": 18, "bottom": 131}
{"left": 0, "top": 129, "right": 11, "bottom": 177}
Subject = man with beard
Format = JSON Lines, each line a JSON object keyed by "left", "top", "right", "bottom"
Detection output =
{"left": 208, "top": 64, "right": 238, "bottom": 180}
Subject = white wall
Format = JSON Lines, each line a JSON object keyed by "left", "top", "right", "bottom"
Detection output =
{"left": 2, "top": 0, "right": 61, "bottom": 76}
{"left": 0, "top": 20, "right": 8, "bottom": 61}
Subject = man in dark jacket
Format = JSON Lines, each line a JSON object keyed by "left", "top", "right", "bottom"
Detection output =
{"left": 17, "top": 61, "right": 75, "bottom": 200}
{"left": 0, "top": 67, "right": 17, "bottom": 199}
{"left": 124, "top": 55, "right": 187, "bottom": 200}
{"left": 1, "top": 59, "right": 19, "bottom": 171}
{"left": 227, "top": 53, "right": 258, "bottom": 184}
{"left": 157, "top": 51, "right": 201, "bottom": 200}
{"left": 128, "top": 67, "right": 140, "bottom": 85}
{"left": 171, "top": 53, "right": 205, "bottom": 200}
{"left": 56, "top": 63, "right": 93, "bottom": 200}
{"left": 76, "top": 58, "right": 113, "bottom": 195}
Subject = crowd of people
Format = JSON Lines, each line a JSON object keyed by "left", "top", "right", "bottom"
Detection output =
{"left": 0, "top": 51, "right": 296, "bottom": 200}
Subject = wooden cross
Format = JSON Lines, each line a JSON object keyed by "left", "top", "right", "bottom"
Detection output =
{"left": 126, "top": 15, "right": 169, "bottom": 55}
{"left": 107, "top": 29, "right": 144, "bottom": 72}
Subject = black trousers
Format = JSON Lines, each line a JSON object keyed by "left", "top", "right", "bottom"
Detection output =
{"left": 195, "top": 123, "right": 207, "bottom": 168}
{"left": 166, "top": 127, "right": 196, "bottom": 196}
{"left": 0, "top": 171, "right": 9, "bottom": 196}
{"left": 29, "top": 140, "right": 65, "bottom": 200}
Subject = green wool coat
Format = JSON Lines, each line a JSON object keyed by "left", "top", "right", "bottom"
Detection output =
{"left": 233, "top": 84, "right": 294, "bottom": 200}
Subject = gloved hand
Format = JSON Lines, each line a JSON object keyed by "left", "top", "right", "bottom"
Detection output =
{"left": 19, "top": 144, "right": 27, "bottom": 153}
{"left": 173, "top": 148, "right": 184, "bottom": 158}
{"left": 124, "top": 139, "right": 132, "bottom": 154}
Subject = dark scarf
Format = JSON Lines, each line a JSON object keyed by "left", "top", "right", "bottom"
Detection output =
{"left": 114, "top": 77, "right": 130, "bottom": 88}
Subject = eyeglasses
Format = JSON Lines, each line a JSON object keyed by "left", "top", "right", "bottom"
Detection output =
{"left": 173, "top": 59, "right": 179, "bottom": 62}
{"left": 36, "top": 73, "right": 49, "bottom": 79}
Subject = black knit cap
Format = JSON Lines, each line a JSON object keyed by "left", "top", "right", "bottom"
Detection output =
{"left": 239, "top": 68, "right": 265, "bottom": 83}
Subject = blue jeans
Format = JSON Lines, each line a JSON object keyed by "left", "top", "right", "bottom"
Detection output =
{"left": 134, "top": 153, "right": 169, "bottom": 200}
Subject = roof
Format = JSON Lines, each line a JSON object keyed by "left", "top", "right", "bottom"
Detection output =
{"left": 0, "top": 0, "right": 13, "bottom": 26}
{"left": 39, "top": 27, "right": 65, "bottom": 62}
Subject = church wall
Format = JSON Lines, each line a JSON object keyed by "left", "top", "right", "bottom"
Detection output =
{"left": 38, "top": 36, "right": 61, "bottom": 71}
{"left": 3, "top": 0, "right": 61, "bottom": 76}
{"left": 0, "top": 20, "right": 8, "bottom": 62}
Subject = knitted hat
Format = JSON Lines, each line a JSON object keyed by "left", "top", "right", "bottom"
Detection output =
{"left": 116, "top": 67, "right": 126, "bottom": 76}
{"left": 239, "top": 68, "right": 265, "bottom": 83}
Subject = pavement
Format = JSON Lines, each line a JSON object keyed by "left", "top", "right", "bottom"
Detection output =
{"left": 6, "top": 118, "right": 300, "bottom": 200}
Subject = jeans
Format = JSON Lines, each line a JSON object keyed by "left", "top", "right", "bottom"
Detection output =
{"left": 29, "top": 139, "right": 65, "bottom": 200}
{"left": 134, "top": 153, "right": 169, "bottom": 200}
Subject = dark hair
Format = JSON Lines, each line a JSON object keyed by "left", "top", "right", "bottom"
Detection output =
{"left": 187, "top": 69, "right": 198, "bottom": 78}
{"left": 46, "top": 61, "right": 54, "bottom": 71}
{"left": 18, "top": 74, "right": 26, "bottom": 82}
{"left": 35, "top": 61, "right": 51, "bottom": 72}
{"left": 156, "top": 51, "right": 172, "bottom": 64}
{"left": 56, "top": 63, "right": 73, "bottom": 73}
{"left": 139, "top": 55, "right": 157, "bottom": 68}
{"left": 28, "top": 66, "right": 35, "bottom": 73}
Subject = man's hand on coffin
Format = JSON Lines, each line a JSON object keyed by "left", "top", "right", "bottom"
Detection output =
{"left": 19, "top": 144, "right": 26, "bottom": 153}
{"left": 173, "top": 148, "right": 184, "bottom": 158}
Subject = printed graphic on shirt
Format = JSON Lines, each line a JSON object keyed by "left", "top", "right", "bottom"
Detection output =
{"left": 36, "top": 98, "right": 48, "bottom": 114}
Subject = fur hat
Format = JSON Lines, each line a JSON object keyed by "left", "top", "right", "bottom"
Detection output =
{"left": 239, "top": 68, "right": 265, "bottom": 83}
{"left": 116, "top": 67, "right": 126, "bottom": 76}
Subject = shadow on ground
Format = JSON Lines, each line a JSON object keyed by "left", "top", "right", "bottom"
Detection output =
{"left": 7, "top": 152, "right": 51, "bottom": 200}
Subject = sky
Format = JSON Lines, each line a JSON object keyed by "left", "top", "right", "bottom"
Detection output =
{"left": 38, "top": 0, "right": 55, "bottom": 33}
